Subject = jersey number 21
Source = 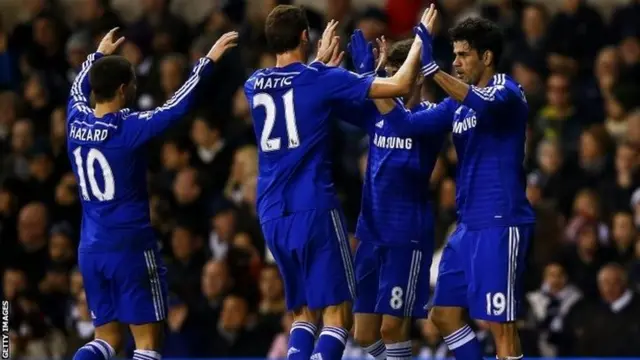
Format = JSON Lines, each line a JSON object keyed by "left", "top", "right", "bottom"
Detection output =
{"left": 254, "top": 89, "right": 300, "bottom": 152}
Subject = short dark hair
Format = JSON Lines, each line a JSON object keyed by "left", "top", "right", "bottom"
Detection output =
{"left": 89, "top": 55, "right": 135, "bottom": 103}
{"left": 265, "top": 5, "right": 309, "bottom": 54}
{"left": 387, "top": 38, "right": 414, "bottom": 68}
{"left": 449, "top": 17, "right": 504, "bottom": 68}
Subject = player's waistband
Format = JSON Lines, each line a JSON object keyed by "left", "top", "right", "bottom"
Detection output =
{"left": 457, "top": 218, "right": 536, "bottom": 230}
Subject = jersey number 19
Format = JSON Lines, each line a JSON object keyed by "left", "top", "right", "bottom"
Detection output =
{"left": 254, "top": 89, "right": 300, "bottom": 152}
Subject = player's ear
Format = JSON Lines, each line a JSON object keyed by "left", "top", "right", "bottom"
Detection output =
{"left": 301, "top": 29, "right": 309, "bottom": 44}
{"left": 482, "top": 50, "right": 493, "bottom": 67}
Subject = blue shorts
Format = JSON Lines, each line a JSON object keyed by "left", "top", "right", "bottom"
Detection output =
{"left": 79, "top": 248, "right": 168, "bottom": 327}
{"left": 353, "top": 241, "right": 432, "bottom": 318}
{"left": 262, "top": 209, "right": 356, "bottom": 311}
{"left": 432, "top": 223, "right": 533, "bottom": 322}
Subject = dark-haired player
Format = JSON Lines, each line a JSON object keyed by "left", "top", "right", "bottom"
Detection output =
{"left": 336, "top": 15, "right": 442, "bottom": 360}
{"left": 68, "top": 29, "right": 237, "bottom": 360}
{"left": 244, "top": 5, "right": 424, "bottom": 360}
{"left": 378, "top": 15, "right": 536, "bottom": 360}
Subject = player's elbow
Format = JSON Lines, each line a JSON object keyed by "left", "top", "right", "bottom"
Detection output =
{"left": 396, "top": 81, "right": 412, "bottom": 97}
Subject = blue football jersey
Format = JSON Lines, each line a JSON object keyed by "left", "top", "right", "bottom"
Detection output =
{"left": 336, "top": 99, "right": 444, "bottom": 247}
{"left": 244, "top": 62, "right": 374, "bottom": 223}
{"left": 382, "top": 74, "right": 535, "bottom": 229}
{"left": 67, "top": 53, "right": 214, "bottom": 252}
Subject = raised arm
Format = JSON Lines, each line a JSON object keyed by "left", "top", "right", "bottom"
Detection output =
{"left": 68, "top": 28, "right": 124, "bottom": 120}
{"left": 366, "top": 4, "right": 438, "bottom": 99}
{"left": 381, "top": 98, "right": 454, "bottom": 137}
{"left": 67, "top": 52, "right": 102, "bottom": 118}
{"left": 122, "top": 32, "right": 238, "bottom": 147}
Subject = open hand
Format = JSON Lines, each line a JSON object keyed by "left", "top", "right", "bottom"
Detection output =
{"left": 326, "top": 39, "right": 345, "bottom": 67}
{"left": 347, "top": 29, "right": 375, "bottom": 75}
{"left": 317, "top": 20, "right": 341, "bottom": 63}
{"left": 415, "top": 4, "right": 439, "bottom": 76}
{"left": 206, "top": 31, "right": 239, "bottom": 62}
{"left": 373, "top": 36, "right": 388, "bottom": 75}
{"left": 97, "top": 28, "right": 125, "bottom": 55}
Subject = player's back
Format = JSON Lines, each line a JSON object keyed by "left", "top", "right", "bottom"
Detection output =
{"left": 67, "top": 110, "right": 155, "bottom": 252}
{"left": 244, "top": 61, "right": 374, "bottom": 223}
{"left": 451, "top": 73, "right": 535, "bottom": 228}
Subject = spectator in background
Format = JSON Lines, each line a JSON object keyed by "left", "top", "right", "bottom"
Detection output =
{"left": 503, "top": 2, "right": 548, "bottom": 74}
{"left": 267, "top": 312, "right": 293, "bottom": 360}
{"left": 167, "top": 223, "right": 208, "bottom": 306}
{"left": 48, "top": 223, "right": 76, "bottom": 271}
{"left": 610, "top": 211, "right": 637, "bottom": 265}
{"left": 163, "top": 295, "right": 202, "bottom": 358}
{"left": 205, "top": 293, "right": 272, "bottom": 357}
{"left": 225, "top": 144, "right": 257, "bottom": 205}
{"left": 51, "top": 172, "right": 81, "bottom": 230}
{"left": 196, "top": 259, "right": 233, "bottom": 325}
{"left": 511, "top": 61, "right": 545, "bottom": 119}
{"left": 629, "top": 238, "right": 640, "bottom": 291}
{"left": 599, "top": 142, "right": 639, "bottom": 214}
{"left": 562, "top": 220, "right": 612, "bottom": 297}
{"left": 532, "top": 139, "right": 578, "bottom": 216}
{"left": 65, "top": 291, "right": 95, "bottom": 359}
{"left": 0, "top": 91, "right": 20, "bottom": 147}
{"left": 525, "top": 262, "right": 582, "bottom": 357}
{"left": 546, "top": 0, "right": 604, "bottom": 77}
{"left": 257, "top": 264, "right": 285, "bottom": 335}
{"left": 128, "top": 0, "right": 190, "bottom": 54}
{"left": 208, "top": 197, "right": 238, "bottom": 260}
{"left": 156, "top": 136, "right": 193, "bottom": 193}
{"left": 12, "top": 202, "right": 49, "bottom": 287}
{"left": 172, "top": 167, "right": 208, "bottom": 233}
{"left": 534, "top": 73, "right": 586, "bottom": 154}
{"left": 564, "top": 263, "right": 640, "bottom": 356}
{"left": 577, "top": 125, "right": 612, "bottom": 186}
{"left": 72, "top": 0, "right": 121, "bottom": 33}
{"left": 4, "top": 118, "right": 35, "bottom": 180}
{"left": 190, "top": 115, "right": 234, "bottom": 193}
{"left": 49, "top": 107, "right": 69, "bottom": 176}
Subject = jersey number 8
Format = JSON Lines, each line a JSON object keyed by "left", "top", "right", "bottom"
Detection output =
{"left": 254, "top": 89, "right": 300, "bottom": 152}
{"left": 73, "top": 147, "right": 115, "bottom": 201}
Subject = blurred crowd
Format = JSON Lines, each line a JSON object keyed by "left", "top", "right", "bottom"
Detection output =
{"left": 1, "top": 0, "right": 640, "bottom": 358}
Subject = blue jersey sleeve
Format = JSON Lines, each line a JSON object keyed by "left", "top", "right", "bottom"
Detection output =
{"left": 332, "top": 99, "right": 378, "bottom": 132}
{"left": 462, "top": 76, "right": 526, "bottom": 119}
{"left": 67, "top": 52, "right": 104, "bottom": 122}
{"left": 120, "top": 58, "right": 214, "bottom": 148}
{"left": 382, "top": 98, "right": 455, "bottom": 136}
{"left": 309, "top": 62, "right": 374, "bottom": 103}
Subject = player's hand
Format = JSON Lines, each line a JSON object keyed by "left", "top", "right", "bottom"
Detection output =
{"left": 326, "top": 39, "right": 345, "bottom": 67}
{"left": 317, "top": 19, "right": 340, "bottom": 61}
{"left": 206, "top": 31, "right": 239, "bottom": 62}
{"left": 420, "top": 3, "right": 438, "bottom": 35}
{"left": 415, "top": 4, "right": 439, "bottom": 77}
{"left": 316, "top": 35, "right": 341, "bottom": 64}
{"left": 373, "top": 36, "right": 388, "bottom": 76}
{"left": 347, "top": 29, "right": 376, "bottom": 75}
{"left": 97, "top": 27, "right": 125, "bottom": 55}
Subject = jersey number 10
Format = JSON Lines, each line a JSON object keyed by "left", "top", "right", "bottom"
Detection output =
{"left": 254, "top": 89, "right": 300, "bottom": 152}
{"left": 73, "top": 147, "right": 115, "bottom": 201}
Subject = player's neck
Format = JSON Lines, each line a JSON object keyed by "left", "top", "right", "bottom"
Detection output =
{"left": 475, "top": 70, "right": 495, "bottom": 88}
{"left": 94, "top": 102, "right": 122, "bottom": 118}
{"left": 275, "top": 49, "right": 305, "bottom": 68}
{"left": 403, "top": 85, "right": 421, "bottom": 109}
